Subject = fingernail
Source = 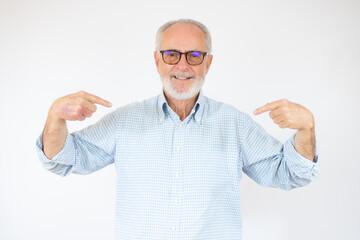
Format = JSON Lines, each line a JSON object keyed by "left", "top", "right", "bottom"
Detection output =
{"left": 108, "top": 102, "right": 112, "bottom": 107}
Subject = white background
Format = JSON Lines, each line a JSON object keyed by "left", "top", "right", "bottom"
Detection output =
{"left": 1, "top": 0, "right": 359, "bottom": 239}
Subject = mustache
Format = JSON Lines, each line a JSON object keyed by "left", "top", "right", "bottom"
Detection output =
{"left": 169, "top": 71, "right": 195, "bottom": 79}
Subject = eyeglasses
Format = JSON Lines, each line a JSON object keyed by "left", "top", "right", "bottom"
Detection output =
{"left": 159, "top": 50, "right": 208, "bottom": 66}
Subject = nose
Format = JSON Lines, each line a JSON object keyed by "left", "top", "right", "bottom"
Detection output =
{"left": 175, "top": 53, "right": 190, "bottom": 69}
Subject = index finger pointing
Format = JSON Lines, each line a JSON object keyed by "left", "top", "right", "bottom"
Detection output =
{"left": 84, "top": 92, "right": 112, "bottom": 107}
{"left": 253, "top": 101, "right": 281, "bottom": 115}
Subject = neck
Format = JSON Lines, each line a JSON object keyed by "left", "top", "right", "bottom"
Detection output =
{"left": 163, "top": 90, "right": 199, "bottom": 121}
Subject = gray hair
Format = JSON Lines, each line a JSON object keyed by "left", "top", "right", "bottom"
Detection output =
{"left": 155, "top": 19, "right": 212, "bottom": 54}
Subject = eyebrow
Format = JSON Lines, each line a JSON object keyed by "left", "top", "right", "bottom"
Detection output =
{"left": 165, "top": 49, "right": 203, "bottom": 52}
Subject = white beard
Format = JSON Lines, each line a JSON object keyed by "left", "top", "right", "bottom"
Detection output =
{"left": 160, "top": 72, "right": 205, "bottom": 101}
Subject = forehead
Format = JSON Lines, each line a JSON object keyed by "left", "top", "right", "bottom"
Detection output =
{"left": 161, "top": 23, "right": 206, "bottom": 51}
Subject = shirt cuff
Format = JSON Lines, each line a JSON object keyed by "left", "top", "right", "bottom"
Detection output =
{"left": 283, "top": 134, "right": 320, "bottom": 179}
{"left": 35, "top": 131, "right": 76, "bottom": 166}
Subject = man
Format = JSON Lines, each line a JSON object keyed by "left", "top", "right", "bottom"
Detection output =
{"left": 36, "top": 19, "right": 320, "bottom": 239}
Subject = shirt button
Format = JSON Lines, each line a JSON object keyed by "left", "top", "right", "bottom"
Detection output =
{"left": 159, "top": 118, "right": 163, "bottom": 122}
{"left": 312, "top": 171, "right": 318, "bottom": 177}
{"left": 196, "top": 118, "right": 201, "bottom": 123}
{"left": 171, "top": 226, "right": 176, "bottom": 231}
{"left": 175, "top": 173, "right": 179, "bottom": 178}
{"left": 176, "top": 146, "right": 180, "bottom": 151}
{"left": 178, "top": 123, "right": 182, "bottom": 127}
{"left": 174, "top": 199, "right": 179, "bottom": 204}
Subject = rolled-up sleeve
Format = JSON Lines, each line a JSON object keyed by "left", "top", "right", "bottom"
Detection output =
{"left": 282, "top": 134, "right": 320, "bottom": 184}
{"left": 36, "top": 131, "right": 76, "bottom": 176}
{"left": 35, "top": 109, "right": 118, "bottom": 177}
{"left": 241, "top": 114, "right": 320, "bottom": 190}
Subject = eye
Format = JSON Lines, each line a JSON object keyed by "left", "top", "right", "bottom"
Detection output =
{"left": 192, "top": 51, "right": 201, "bottom": 57}
{"left": 164, "top": 51, "right": 179, "bottom": 57}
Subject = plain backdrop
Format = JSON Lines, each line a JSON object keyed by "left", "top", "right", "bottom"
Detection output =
{"left": 0, "top": 0, "right": 359, "bottom": 239}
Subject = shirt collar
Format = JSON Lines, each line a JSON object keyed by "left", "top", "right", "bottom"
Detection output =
{"left": 157, "top": 90, "right": 206, "bottom": 125}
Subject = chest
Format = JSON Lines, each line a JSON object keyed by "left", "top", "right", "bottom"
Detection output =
{"left": 115, "top": 120, "right": 240, "bottom": 192}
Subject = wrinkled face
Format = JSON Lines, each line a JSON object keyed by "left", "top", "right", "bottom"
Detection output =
{"left": 154, "top": 23, "right": 213, "bottom": 100}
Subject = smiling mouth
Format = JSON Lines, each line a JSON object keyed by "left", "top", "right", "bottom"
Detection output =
{"left": 172, "top": 75, "right": 194, "bottom": 80}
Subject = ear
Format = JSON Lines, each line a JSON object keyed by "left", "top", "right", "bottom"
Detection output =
{"left": 154, "top": 51, "right": 160, "bottom": 73}
{"left": 205, "top": 55, "right": 213, "bottom": 74}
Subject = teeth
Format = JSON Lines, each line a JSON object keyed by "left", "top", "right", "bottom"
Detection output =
{"left": 174, "top": 76, "right": 189, "bottom": 80}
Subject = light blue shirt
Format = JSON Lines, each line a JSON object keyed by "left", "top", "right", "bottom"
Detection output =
{"left": 36, "top": 91, "right": 320, "bottom": 240}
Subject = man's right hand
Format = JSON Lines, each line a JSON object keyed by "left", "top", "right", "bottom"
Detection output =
{"left": 43, "top": 91, "right": 112, "bottom": 159}
{"left": 49, "top": 90, "right": 112, "bottom": 122}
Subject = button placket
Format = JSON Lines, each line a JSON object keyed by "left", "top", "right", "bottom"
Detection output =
{"left": 167, "top": 121, "right": 186, "bottom": 239}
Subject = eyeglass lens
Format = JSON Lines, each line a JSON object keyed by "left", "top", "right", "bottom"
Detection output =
{"left": 163, "top": 50, "right": 204, "bottom": 65}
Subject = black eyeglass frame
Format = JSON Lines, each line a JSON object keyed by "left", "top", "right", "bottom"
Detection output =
{"left": 159, "top": 50, "right": 208, "bottom": 66}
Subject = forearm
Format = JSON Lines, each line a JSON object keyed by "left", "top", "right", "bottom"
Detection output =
{"left": 294, "top": 128, "right": 316, "bottom": 161}
{"left": 42, "top": 113, "right": 68, "bottom": 160}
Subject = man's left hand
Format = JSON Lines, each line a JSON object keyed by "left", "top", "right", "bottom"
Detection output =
{"left": 253, "top": 99, "right": 314, "bottom": 131}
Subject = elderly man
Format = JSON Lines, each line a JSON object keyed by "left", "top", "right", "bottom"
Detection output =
{"left": 36, "top": 19, "right": 320, "bottom": 239}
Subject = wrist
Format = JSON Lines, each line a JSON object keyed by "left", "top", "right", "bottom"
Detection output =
{"left": 298, "top": 113, "right": 315, "bottom": 131}
{"left": 48, "top": 103, "right": 66, "bottom": 125}
{"left": 298, "top": 125, "right": 314, "bottom": 133}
